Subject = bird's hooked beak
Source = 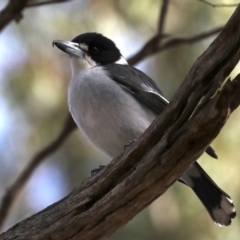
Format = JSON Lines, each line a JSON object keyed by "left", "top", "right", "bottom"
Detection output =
{"left": 52, "top": 40, "right": 84, "bottom": 58}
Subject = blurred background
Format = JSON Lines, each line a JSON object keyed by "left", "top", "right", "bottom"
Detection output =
{"left": 0, "top": 0, "right": 240, "bottom": 239}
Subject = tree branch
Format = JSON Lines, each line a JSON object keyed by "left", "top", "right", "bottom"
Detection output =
{"left": 0, "top": 4, "right": 240, "bottom": 240}
{"left": 228, "top": 74, "right": 240, "bottom": 111}
{"left": 128, "top": 26, "right": 223, "bottom": 66}
{"left": 157, "top": 0, "right": 169, "bottom": 35}
{"left": 26, "top": 0, "right": 72, "bottom": 8}
{"left": 0, "top": 0, "right": 28, "bottom": 32}
{"left": 199, "top": 0, "right": 239, "bottom": 8}
{"left": 0, "top": 115, "right": 76, "bottom": 231}
{"left": 0, "top": 0, "right": 71, "bottom": 32}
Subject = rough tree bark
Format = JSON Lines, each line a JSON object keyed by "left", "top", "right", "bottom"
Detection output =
{"left": 1, "top": 4, "right": 240, "bottom": 240}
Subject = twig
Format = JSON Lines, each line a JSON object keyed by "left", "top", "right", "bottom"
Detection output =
{"left": 0, "top": 115, "right": 76, "bottom": 231}
{"left": 199, "top": 0, "right": 239, "bottom": 7}
{"left": 26, "top": 0, "right": 72, "bottom": 8}
{"left": 128, "top": 26, "right": 222, "bottom": 65}
{"left": 157, "top": 0, "right": 169, "bottom": 35}
{"left": 126, "top": 0, "right": 170, "bottom": 67}
{"left": 0, "top": 0, "right": 71, "bottom": 32}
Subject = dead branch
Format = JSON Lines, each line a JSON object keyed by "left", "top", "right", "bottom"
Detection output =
{"left": 0, "top": 4, "right": 240, "bottom": 240}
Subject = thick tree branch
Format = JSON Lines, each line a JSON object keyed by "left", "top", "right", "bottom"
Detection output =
{"left": 228, "top": 74, "right": 240, "bottom": 111}
{"left": 0, "top": 4, "right": 240, "bottom": 240}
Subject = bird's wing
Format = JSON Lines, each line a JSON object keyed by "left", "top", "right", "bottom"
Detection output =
{"left": 104, "top": 64, "right": 218, "bottom": 159}
{"left": 104, "top": 64, "right": 169, "bottom": 114}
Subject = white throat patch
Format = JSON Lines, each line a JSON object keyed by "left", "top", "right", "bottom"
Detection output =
{"left": 115, "top": 56, "right": 128, "bottom": 65}
{"left": 70, "top": 55, "right": 96, "bottom": 77}
{"left": 79, "top": 43, "right": 89, "bottom": 52}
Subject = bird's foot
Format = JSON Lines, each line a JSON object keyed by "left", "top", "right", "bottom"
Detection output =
{"left": 91, "top": 165, "right": 106, "bottom": 176}
{"left": 124, "top": 139, "right": 137, "bottom": 150}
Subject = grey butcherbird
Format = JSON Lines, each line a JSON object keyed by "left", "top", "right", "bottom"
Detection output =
{"left": 53, "top": 32, "right": 236, "bottom": 226}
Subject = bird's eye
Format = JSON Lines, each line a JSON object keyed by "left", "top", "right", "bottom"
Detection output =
{"left": 91, "top": 47, "right": 99, "bottom": 54}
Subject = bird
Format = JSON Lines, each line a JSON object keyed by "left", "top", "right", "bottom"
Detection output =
{"left": 53, "top": 32, "right": 236, "bottom": 226}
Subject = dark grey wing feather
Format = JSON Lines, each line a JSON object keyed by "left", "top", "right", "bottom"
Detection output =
{"left": 104, "top": 64, "right": 217, "bottom": 159}
{"left": 104, "top": 64, "right": 169, "bottom": 114}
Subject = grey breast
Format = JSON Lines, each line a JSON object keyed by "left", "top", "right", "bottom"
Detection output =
{"left": 68, "top": 66, "right": 157, "bottom": 157}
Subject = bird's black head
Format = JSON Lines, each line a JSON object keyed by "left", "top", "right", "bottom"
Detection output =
{"left": 53, "top": 32, "right": 127, "bottom": 70}
{"left": 71, "top": 33, "right": 122, "bottom": 65}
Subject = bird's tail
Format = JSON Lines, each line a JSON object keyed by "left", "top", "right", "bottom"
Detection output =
{"left": 180, "top": 162, "right": 236, "bottom": 226}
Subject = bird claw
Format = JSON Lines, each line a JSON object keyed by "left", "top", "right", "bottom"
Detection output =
{"left": 124, "top": 139, "right": 137, "bottom": 150}
{"left": 91, "top": 165, "right": 106, "bottom": 176}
